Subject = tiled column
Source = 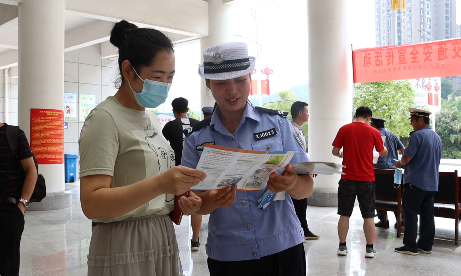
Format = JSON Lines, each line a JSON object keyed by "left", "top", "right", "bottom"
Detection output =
{"left": 18, "top": 0, "right": 71, "bottom": 210}
{"left": 200, "top": 0, "right": 235, "bottom": 114}
{"left": 307, "top": 0, "right": 353, "bottom": 207}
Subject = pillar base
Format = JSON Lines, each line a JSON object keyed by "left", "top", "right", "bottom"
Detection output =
{"left": 28, "top": 190, "right": 72, "bottom": 211}
{"left": 306, "top": 188, "right": 338, "bottom": 207}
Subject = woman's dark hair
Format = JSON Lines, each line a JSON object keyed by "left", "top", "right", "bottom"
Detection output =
{"left": 110, "top": 20, "right": 174, "bottom": 87}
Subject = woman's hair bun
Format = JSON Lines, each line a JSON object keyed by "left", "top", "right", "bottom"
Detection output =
{"left": 110, "top": 20, "right": 138, "bottom": 48}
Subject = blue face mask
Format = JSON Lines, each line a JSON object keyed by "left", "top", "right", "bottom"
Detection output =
{"left": 128, "top": 67, "right": 171, "bottom": 108}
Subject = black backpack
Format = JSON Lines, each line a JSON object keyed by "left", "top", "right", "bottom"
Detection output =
{"left": 5, "top": 125, "right": 46, "bottom": 202}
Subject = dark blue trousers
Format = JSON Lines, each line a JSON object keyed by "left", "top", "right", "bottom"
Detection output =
{"left": 207, "top": 243, "right": 306, "bottom": 276}
{"left": 402, "top": 184, "right": 436, "bottom": 251}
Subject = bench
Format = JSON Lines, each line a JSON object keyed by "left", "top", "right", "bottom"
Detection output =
{"left": 434, "top": 171, "right": 460, "bottom": 245}
{"left": 374, "top": 169, "right": 404, "bottom": 237}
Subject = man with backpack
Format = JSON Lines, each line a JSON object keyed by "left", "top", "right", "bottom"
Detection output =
{"left": 0, "top": 123, "right": 37, "bottom": 276}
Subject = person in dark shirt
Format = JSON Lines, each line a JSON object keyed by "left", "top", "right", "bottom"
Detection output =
{"left": 162, "top": 97, "right": 203, "bottom": 251}
{"left": 0, "top": 123, "right": 38, "bottom": 276}
{"left": 162, "top": 97, "right": 199, "bottom": 166}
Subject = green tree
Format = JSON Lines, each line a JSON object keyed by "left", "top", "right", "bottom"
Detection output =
{"left": 441, "top": 78, "right": 453, "bottom": 100}
{"left": 188, "top": 110, "right": 201, "bottom": 121}
{"left": 264, "top": 90, "right": 309, "bottom": 136}
{"left": 436, "top": 106, "right": 461, "bottom": 159}
{"left": 353, "top": 80, "right": 416, "bottom": 138}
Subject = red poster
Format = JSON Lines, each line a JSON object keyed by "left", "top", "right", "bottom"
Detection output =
{"left": 250, "top": 80, "right": 258, "bottom": 96}
{"left": 353, "top": 38, "right": 461, "bottom": 83}
{"left": 428, "top": 93, "right": 433, "bottom": 106}
{"left": 261, "top": 79, "right": 270, "bottom": 95}
{"left": 434, "top": 94, "right": 439, "bottom": 106}
{"left": 30, "top": 109, "right": 64, "bottom": 164}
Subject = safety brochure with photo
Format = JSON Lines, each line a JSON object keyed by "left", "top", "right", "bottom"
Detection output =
{"left": 291, "top": 162, "right": 344, "bottom": 175}
{"left": 192, "top": 144, "right": 295, "bottom": 191}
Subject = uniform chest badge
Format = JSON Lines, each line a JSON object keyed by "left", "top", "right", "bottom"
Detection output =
{"left": 253, "top": 128, "right": 277, "bottom": 141}
{"left": 196, "top": 141, "right": 215, "bottom": 151}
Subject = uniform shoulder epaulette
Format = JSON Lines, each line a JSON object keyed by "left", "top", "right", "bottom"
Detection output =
{"left": 183, "top": 117, "right": 211, "bottom": 137}
{"left": 255, "top": 106, "right": 288, "bottom": 117}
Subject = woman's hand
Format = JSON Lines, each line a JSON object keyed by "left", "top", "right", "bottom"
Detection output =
{"left": 178, "top": 191, "right": 202, "bottom": 215}
{"left": 267, "top": 164, "right": 298, "bottom": 193}
{"left": 157, "top": 166, "right": 207, "bottom": 195}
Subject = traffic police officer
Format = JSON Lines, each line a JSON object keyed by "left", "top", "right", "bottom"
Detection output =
{"left": 394, "top": 108, "right": 442, "bottom": 255}
{"left": 370, "top": 117, "right": 405, "bottom": 228}
{"left": 181, "top": 42, "right": 314, "bottom": 276}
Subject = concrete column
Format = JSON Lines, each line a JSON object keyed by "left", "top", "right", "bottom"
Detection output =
{"left": 307, "top": 0, "right": 353, "bottom": 207}
{"left": 200, "top": 0, "right": 235, "bottom": 111}
{"left": 18, "top": 0, "right": 71, "bottom": 210}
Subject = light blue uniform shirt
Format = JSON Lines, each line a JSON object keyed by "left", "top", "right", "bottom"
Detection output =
{"left": 375, "top": 128, "right": 404, "bottom": 169}
{"left": 403, "top": 126, "right": 442, "bottom": 191}
{"left": 182, "top": 104, "right": 309, "bottom": 262}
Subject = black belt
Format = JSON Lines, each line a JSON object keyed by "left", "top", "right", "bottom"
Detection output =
{"left": 0, "top": 197, "right": 18, "bottom": 204}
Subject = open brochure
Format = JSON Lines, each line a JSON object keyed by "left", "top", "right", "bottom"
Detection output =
{"left": 291, "top": 162, "right": 344, "bottom": 175}
{"left": 192, "top": 144, "right": 295, "bottom": 191}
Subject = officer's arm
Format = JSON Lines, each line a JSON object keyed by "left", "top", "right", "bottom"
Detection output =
{"left": 399, "top": 147, "right": 405, "bottom": 154}
{"left": 394, "top": 155, "right": 412, "bottom": 168}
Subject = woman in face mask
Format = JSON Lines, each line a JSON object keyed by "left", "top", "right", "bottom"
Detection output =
{"left": 79, "top": 20, "right": 206, "bottom": 276}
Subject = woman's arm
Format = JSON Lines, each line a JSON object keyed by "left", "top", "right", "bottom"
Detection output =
{"left": 80, "top": 166, "right": 206, "bottom": 219}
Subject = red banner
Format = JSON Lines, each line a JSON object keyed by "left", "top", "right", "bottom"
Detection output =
{"left": 30, "top": 109, "right": 64, "bottom": 164}
{"left": 261, "top": 79, "right": 270, "bottom": 95}
{"left": 434, "top": 93, "right": 439, "bottom": 107}
{"left": 250, "top": 79, "right": 258, "bottom": 96}
{"left": 353, "top": 38, "right": 461, "bottom": 83}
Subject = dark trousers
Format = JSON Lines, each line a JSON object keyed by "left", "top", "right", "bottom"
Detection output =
{"left": 0, "top": 203, "right": 25, "bottom": 276}
{"left": 292, "top": 198, "right": 309, "bottom": 235}
{"left": 207, "top": 243, "right": 306, "bottom": 276}
{"left": 402, "top": 184, "right": 436, "bottom": 251}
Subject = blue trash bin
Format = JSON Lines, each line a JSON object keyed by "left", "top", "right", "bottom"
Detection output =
{"left": 64, "top": 154, "right": 78, "bottom": 183}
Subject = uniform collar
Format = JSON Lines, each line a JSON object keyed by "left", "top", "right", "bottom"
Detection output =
{"left": 210, "top": 103, "right": 260, "bottom": 134}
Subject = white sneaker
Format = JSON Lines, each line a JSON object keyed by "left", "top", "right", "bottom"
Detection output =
{"left": 337, "top": 245, "right": 348, "bottom": 256}
{"left": 365, "top": 247, "right": 377, "bottom": 258}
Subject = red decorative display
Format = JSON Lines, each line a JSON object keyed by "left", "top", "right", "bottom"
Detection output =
{"left": 428, "top": 93, "right": 433, "bottom": 106}
{"left": 353, "top": 38, "right": 461, "bottom": 83}
{"left": 30, "top": 109, "right": 64, "bottom": 164}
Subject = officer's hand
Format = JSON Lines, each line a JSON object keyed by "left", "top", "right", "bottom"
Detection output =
{"left": 394, "top": 160, "right": 403, "bottom": 168}
{"left": 267, "top": 164, "right": 298, "bottom": 193}
{"left": 208, "top": 185, "right": 237, "bottom": 208}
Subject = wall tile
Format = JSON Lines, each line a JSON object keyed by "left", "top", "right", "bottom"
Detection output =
{"left": 102, "top": 66, "right": 119, "bottom": 86}
{"left": 64, "top": 82, "right": 78, "bottom": 94}
{"left": 65, "top": 62, "right": 79, "bottom": 83}
{"left": 101, "top": 85, "right": 117, "bottom": 101}
{"left": 78, "top": 83, "right": 102, "bottom": 104}
{"left": 79, "top": 44, "right": 101, "bottom": 66}
{"left": 102, "top": 58, "right": 118, "bottom": 68}
{"left": 0, "top": 112, "right": 3, "bottom": 122}
{"left": 79, "top": 64, "right": 101, "bottom": 85}
{"left": 0, "top": 98, "right": 3, "bottom": 112}
{"left": 65, "top": 50, "right": 79, "bottom": 63}
{"left": 9, "top": 112, "right": 18, "bottom": 125}
{"left": 64, "top": 122, "right": 79, "bottom": 143}
{"left": 64, "top": 142, "right": 80, "bottom": 156}
{"left": 9, "top": 98, "right": 18, "bottom": 113}
{"left": 10, "top": 84, "right": 18, "bottom": 99}
{"left": 0, "top": 83, "right": 4, "bottom": 98}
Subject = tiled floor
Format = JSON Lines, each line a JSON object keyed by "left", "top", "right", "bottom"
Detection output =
{"left": 18, "top": 181, "right": 461, "bottom": 276}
